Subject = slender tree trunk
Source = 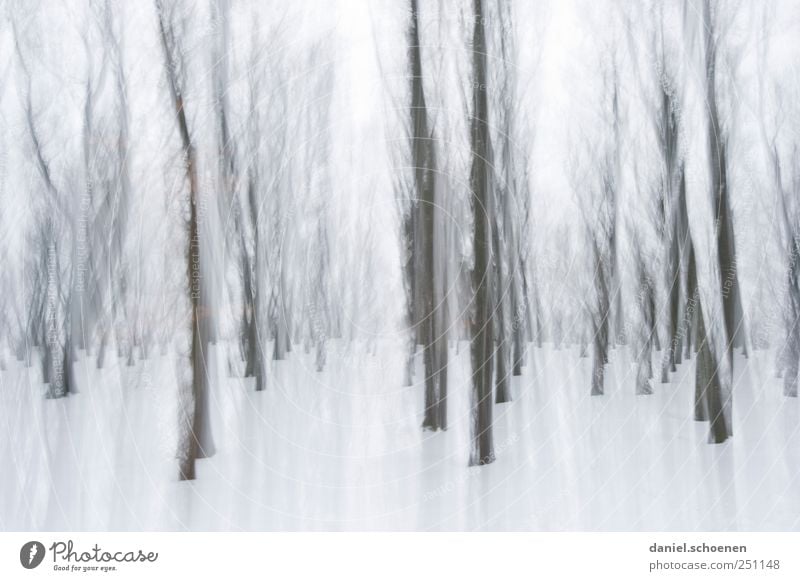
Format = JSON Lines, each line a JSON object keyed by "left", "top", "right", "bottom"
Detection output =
{"left": 693, "top": 300, "right": 711, "bottom": 422}
{"left": 96, "top": 329, "right": 108, "bottom": 369}
{"left": 662, "top": 223, "right": 681, "bottom": 382}
{"left": 783, "top": 238, "right": 800, "bottom": 396}
{"left": 468, "top": 0, "right": 495, "bottom": 465}
{"left": 591, "top": 329, "right": 605, "bottom": 396}
{"left": 156, "top": 3, "right": 215, "bottom": 480}
{"left": 511, "top": 276, "right": 525, "bottom": 375}
{"left": 684, "top": 235, "right": 698, "bottom": 360}
{"left": 243, "top": 177, "right": 265, "bottom": 392}
{"left": 636, "top": 255, "right": 654, "bottom": 395}
{"left": 409, "top": 0, "right": 447, "bottom": 430}
{"left": 591, "top": 238, "right": 610, "bottom": 396}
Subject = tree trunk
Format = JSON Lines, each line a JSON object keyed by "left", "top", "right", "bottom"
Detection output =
{"left": 693, "top": 300, "right": 731, "bottom": 442}
{"left": 409, "top": 0, "right": 447, "bottom": 431}
{"left": 684, "top": 237, "right": 698, "bottom": 360}
{"left": 468, "top": 0, "right": 495, "bottom": 465}
{"left": 783, "top": 237, "right": 800, "bottom": 397}
{"left": 155, "top": 3, "right": 215, "bottom": 480}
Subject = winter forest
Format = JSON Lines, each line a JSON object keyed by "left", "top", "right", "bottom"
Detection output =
{"left": 1, "top": 0, "right": 799, "bottom": 531}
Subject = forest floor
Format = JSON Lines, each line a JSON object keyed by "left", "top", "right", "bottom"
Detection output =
{"left": 1, "top": 340, "right": 799, "bottom": 531}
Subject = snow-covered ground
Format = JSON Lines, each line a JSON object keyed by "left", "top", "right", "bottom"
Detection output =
{"left": 1, "top": 341, "right": 799, "bottom": 531}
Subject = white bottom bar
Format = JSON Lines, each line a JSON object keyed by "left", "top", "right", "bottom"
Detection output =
{"left": 2, "top": 532, "right": 799, "bottom": 580}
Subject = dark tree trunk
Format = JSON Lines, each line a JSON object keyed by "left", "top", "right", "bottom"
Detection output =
{"left": 511, "top": 272, "right": 525, "bottom": 375}
{"left": 693, "top": 300, "right": 731, "bottom": 442}
{"left": 62, "top": 335, "right": 77, "bottom": 396}
{"left": 156, "top": 2, "right": 215, "bottom": 480}
{"left": 591, "top": 239, "right": 609, "bottom": 396}
{"left": 662, "top": 224, "right": 681, "bottom": 382}
{"left": 243, "top": 177, "right": 265, "bottom": 392}
{"left": 684, "top": 236, "right": 698, "bottom": 360}
{"left": 468, "top": 0, "right": 495, "bottom": 466}
{"left": 409, "top": 0, "right": 447, "bottom": 431}
{"left": 96, "top": 329, "right": 108, "bottom": 369}
{"left": 591, "top": 337, "right": 605, "bottom": 396}
{"left": 493, "top": 224, "right": 511, "bottom": 404}
{"left": 635, "top": 252, "right": 654, "bottom": 395}
{"left": 658, "top": 79, "right": 683, "bottom": 382}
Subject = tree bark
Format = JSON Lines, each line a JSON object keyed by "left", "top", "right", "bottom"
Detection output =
{"left": 409, "top": 0, "right": 448, "bottom": 431}
{"left": 468, "top": 0, "right": 495, "bottom": 465}
{"left": 155, "top": 1, "right": 216, "bottom": 480}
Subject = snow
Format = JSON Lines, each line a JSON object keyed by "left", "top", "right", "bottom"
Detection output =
{"left": 2, "top": 341, "right": 798, "bottom": 531}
